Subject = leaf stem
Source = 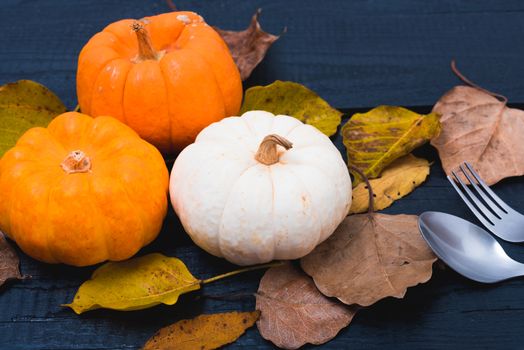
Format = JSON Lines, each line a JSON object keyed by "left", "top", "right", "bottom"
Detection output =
{"left": 348, "top": 165, "right": 375, "bottom": 214}
{"left": 201, "top": 261, "right": 284, "bottom": 285}
{"left": 450, "top": 60, "right": 508, "bottom": 104}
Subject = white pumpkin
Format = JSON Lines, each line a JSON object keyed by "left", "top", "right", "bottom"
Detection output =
{"left": 170, "top": 111, "right": 352, "bottom": 265}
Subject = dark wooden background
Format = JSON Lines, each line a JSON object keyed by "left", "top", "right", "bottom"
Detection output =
{"left": 2, "top": 1, "right": 524, "bottom": 349}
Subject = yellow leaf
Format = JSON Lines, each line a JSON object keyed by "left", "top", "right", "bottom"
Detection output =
{"left": 0, "top": 80, "right": 66, "bottom": 157}
{"left": 349, "top": 154, "right": 430, "bottom": 214}
{"left": 342, "top": 106, "right": 440, "bottom": 184}
{"left": 142, "top": 311, "right": 260, "bottom": 350}
{"left": 64, "top": 253, "right": 282, "bottom": 314}
{"left": 64, "top": 253, "right": 200, "bottom": 314}
{"left": 240, "top": 80, "right": 342, "bottom": 136}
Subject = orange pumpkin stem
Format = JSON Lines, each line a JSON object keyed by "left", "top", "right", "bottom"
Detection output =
{"left": 132, "top": 21, "right": 158, "bottom": 61}
{"left": 255, "top": 134, "right": 293, "bottom": 165}
{"left": 61, "top": 150, "right": 91, "bottom": 174}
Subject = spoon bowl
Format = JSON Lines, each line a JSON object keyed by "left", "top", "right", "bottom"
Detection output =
{"left": 418, "top": 212, "right": 524, "bottom": 283}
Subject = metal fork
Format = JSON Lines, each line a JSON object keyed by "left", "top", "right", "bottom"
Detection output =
{"left": 447, "top": 162, "right": 524, "bottom": 242}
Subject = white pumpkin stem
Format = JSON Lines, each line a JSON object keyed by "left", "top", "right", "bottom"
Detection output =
{"left": 132, "top": 20, "right": 158, "bottom": 61}
{"left": 255, "top": 134, "right": 293, "bottom": 165}
{"left": 61, "top": 150, "right": 91, "bottom": 174}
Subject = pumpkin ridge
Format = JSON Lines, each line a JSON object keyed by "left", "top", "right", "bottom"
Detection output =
{"left": 120, "top": 64, "right": 134, "bottom": 126}
{"left": 77, "top": 47, "right": 120, "bottom": 115}
{"left": 87, "top": 31, "right": 131, "bottom": 56}
{"left": 88, "top": 56, "right": 122, "bottom": 116}
{"left": 103, "top": 20, "right": 136, "bottom": 51}
{"left": 216, "top": 162, "right": 261, "bottom": 258}
{"left": 266, "top": 117, "right": 278, "bottom": 261}
{"left": 43, "top": 176, "right": 61, "bottom": 263}
{"left": 267, "top": 165, "right": 277, "bottom": 262}
{"left": 1, "top": 140, "right": 61, "bottom": 251}
{"left": 286, "top": 164, "right": 323, "bottom": 248}
{"left": 158, "top": 59, "right": 174, "bottom": 153}
{"left": 102, "top": 146, "right": 155, "bottom": 258}
{"left": 282, "top": 146, "right": 345, "bottom": 237}
{"left": 86, "top": 174, "right": 111, "bottom": 262}
{"left": 180, "top": 30, "right": 230, "bottom": 118}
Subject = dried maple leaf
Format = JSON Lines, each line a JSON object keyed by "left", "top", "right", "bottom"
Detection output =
{"left": 142, "top": 311, "right": 259, "bottom": 350}
{"left": 256, "top": 263, "right": 357, "bottom": 349}
{"left": 350, "top": 154, "right": 430, "bottom": 214}
{"left": 301, "top": 214, "right": 437, "bottom": 307}
{"left": 431, "top": 85, "right": 524, "bottom": 185}
{"left": 0, "top": 232, "right": 22, "bottom": 287}
{"left": 215, "top": 9, "right": 282, "bottom": 80}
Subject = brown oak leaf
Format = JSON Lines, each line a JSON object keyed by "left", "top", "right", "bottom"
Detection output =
{"left": 215, "top": 9, "right": 282, "bottom": 80}
{"left": 0, "top": 232, "right": 22, "bottom": 287}
{"left": 431, "top": 85, "right": 524, "bottom": 185}
{"left": 256, "top": 263, "right": 357, "bottom": 349}
{"left": 301, "top": 214, "right": 437, "bottom": 307}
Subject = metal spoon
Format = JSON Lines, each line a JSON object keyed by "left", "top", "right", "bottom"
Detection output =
{"left": 418, "top": 211, "right": 524, "bottom": 283}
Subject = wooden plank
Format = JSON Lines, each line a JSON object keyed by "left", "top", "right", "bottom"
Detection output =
{"left": 1, "top": 1, "right": 524, "bottom": 349}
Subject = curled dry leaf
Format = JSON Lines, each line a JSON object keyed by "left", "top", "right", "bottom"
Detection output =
{"left": 342, "top": 106, "right": 440, "bottom": 184}
{"left": 143, "top": 311, "right": 259, "bottom": 350}
{"left": 0, "top": 80, "right": 66, "bottom": 157}
{"left": 350, "top": 154, "right": 430, "bottom": 214}
{"left": 301, "top": 214, "right": 437, "bottom": 307}
{"left": 240, "top": 80, "right": 342, "bottom": 136}
{"left": 0, "top": 232, "right": 22, "bottom": 287}
{"left": 65, "top": 253, "right": 279, "bottom": 314}
{"left": 431, "top": 86, "right": 524, "bottom": 185}
{"left": 256, "top": 263, "right": 357, "bottom": 349}
{"left": 215, "top": 9, "right": 281, "bottom": 81}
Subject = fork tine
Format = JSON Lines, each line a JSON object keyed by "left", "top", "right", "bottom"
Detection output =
{"left": 447, "top": 174, "right": 496, "bottom": 229}
{"left": 464, "top": 162, "right": 511, "bottom": 212}
{"left": 449, "top": 170, "right": 499, "bottom": 225}
{"left": 459, "top": 163, "right": 506, "bottom": 218}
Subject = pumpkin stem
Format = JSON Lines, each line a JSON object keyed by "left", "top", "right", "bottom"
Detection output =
{"left": 255, "top": 134, "right": 293, "bottom": 165}
{"left": 132, "top": 20, "right": 158, "bottom": 61}
{"left": 61, "top": 150, "right": 92, "bottom": 174}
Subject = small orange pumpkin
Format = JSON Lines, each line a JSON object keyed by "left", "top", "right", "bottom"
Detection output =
{"left": 0, "top": 112, "right": 169, "bottom": 266}
{"left": 76, "top": 11, "right": 243, "bottom": 153}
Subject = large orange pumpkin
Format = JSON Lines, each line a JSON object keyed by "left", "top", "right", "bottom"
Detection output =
{"left": 76, "top": 11, "right": 243, "bottom": 153}
{"left": 0, "top": 112, "right": 169, "bottom": 266}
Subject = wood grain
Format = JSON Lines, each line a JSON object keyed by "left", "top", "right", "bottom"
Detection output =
{"left": 1, "top": 1, "right": 524, "bottom": 349}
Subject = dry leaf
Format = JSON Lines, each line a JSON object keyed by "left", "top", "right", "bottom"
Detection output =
{"left": 256, "top": 263, "right": 356, "bottom": 349}
{"left": 0, "top": 232, "right": 21, "bottom": 287}
{"left": 0, "top": 80, "right": 66, "bottom": 157}
{"left": 143, "top": 311, "right": 259, "bottom": 350}
{"left": 350, "top": 154, "right": 430, "bottom": 214}
{"left": 342, "top": 106, "right": 440, "bottom": 184}
{"left": 65, "top": 253, "right": 201, "bottom": 314}
{"left": 65, "top": 253, "right": 279, "bottom": 314}
{"left": 215, "top": 9, "right": 281, "bottom": 80}
{"left": 431, "top": 85, "right": 524, "bottom": 185}
{"left": 301, "top": 214, "right": 437, "bottom": 307}
{"left": 240, "top": 80, "right": 342, "bottom": 136}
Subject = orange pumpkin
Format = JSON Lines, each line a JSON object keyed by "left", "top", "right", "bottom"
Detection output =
{"left": 76, "top": 11, "right": 243, "bottom": 154}
{"left": 0, "top": 112, "right": 169, "bottom": 266}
